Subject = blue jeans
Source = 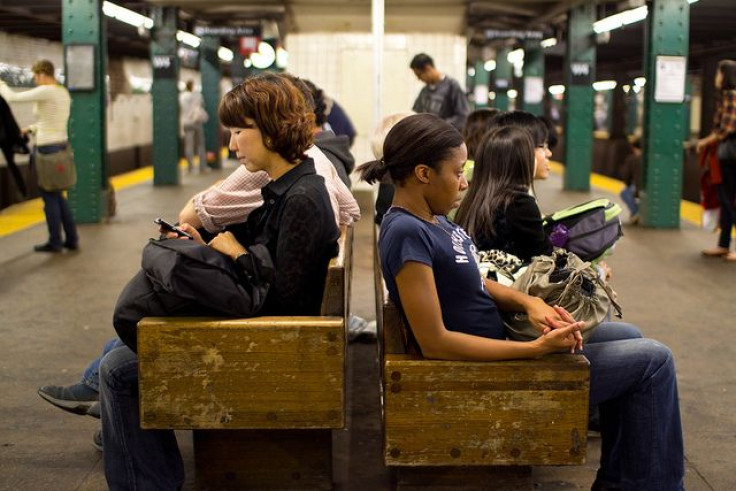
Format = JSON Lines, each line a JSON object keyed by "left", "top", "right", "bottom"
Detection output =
{"left": 39, "top": 188, "right": 78, "bottom": 248}
{"left": 100, "top": 345, "right": 184, "bottom": 490}
{"left": 584, "top": 337, "right": 684, "bottom": 490}
{"left": 81, "top": 338, "right": 123, "bottom": 391}
{"left": 619, "top": 184, "right": 639, "bottom": 218}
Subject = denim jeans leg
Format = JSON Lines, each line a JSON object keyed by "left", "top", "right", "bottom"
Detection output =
{"left": 81, "top": 337, "right": 125, "bottom": 392}
{"left": 58, "top": 193, "right": 78, "bottom": 245}
{"left": 184, "top": 125, "right": 195, "bottom": 171}
{"left": 619, "top": 185, "right": 639, "bottom": 217}
{"left": 587, "top": 322, "right": 643, "bottom": 344}
{"left": 585, "top": 338, "right": 684, "bottom": 490}
{"left": 100, "top": 346, "right": 184, "bottom": 490}
{"left": 40, "top": 189, "right": 63, "bottom": 248}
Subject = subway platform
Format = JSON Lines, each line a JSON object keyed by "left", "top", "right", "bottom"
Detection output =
{"left": 0, "top": 161, "right": 733, "bottom": 490}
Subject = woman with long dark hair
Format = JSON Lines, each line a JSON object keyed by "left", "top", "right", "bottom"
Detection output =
{"left": 697, "top": 60, "right": 736, "bottom": 260}
{"left": 363, "top": 113, "right": 683, "bottom": 490}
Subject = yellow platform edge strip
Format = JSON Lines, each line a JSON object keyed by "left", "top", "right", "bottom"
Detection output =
{"left": 0, "top": 159, "right": 187, "bottom": 237}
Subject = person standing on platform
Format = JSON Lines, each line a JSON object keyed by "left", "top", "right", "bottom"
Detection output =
{"left": 697, "top": 60, "right": 736, "bottom": 261}
{"left": 179, "top": 80, "right": 208, "bottom": 173}
{"left": 410, "top": 53, "right": 469, "bottom": 131}
{"left": 0, "top": 60, "right": 78, "bottom": 252}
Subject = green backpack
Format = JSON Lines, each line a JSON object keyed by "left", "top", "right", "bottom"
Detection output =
{"left": 543, "top": 198, "right": 623, "bottom": 263}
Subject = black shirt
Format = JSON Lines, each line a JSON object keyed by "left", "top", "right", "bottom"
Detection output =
{"left": 226, "top": 158, "right": 340, "bottom": 316}
{"left": 474, "top": 192, "right": 553, "bottom": 263}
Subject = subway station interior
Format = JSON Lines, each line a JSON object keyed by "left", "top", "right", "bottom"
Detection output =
{"left": 1, "top": 0, "right": 736, "bottom": 489}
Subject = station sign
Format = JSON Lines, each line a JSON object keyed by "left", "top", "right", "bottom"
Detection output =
{"left": 485, "top": 29, "right": 544, "bottom": 40}
{"left": 152, "top": 54, "right": 177, "bottom": 79}
{"left": 569, "top": 62, "right": 593, "bottom": 85}
{"left": 194, "top": 26, "right": 261, "bottom": 38}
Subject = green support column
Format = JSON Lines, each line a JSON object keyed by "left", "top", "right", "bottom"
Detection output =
{"left": 495, "top": 47, "right": 511, "bottom": 111}
{"left": 474, "top": 60, "right": 489, "bottom": 109}
{"left": 522, "top": 40, "right": 544, "bottom": 116}
{"left": 200, "top": 36, "right": 222, "bottom": 169}
{"left": 61, "top": 0, "right": 107, "bottom": 223}
{"left": 640, "top": 0, "right": 690, "bottom": 228}
{"left": 151, "top": 6, "right": 180, "bottom": 186}
{"left": 563, "top": 1, "right": 596, "bottom": 191}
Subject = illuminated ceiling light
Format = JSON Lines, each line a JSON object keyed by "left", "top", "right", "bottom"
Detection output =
{"left": 468, "top": 67, "right": 476, "bottom": 77}
{"left": 593, "top": 5, "right": 648, "bottom": 34}
{"left": 102, "top": 1, "right": 153, "bottom": 29}
{"left": 507, "top": 89, "right": 518, "bottom": 99}
{"left": 244, "top": 58, "right": 252, "bottom": 68}
{"left": 176, "top": 30, "right": 201, "bottom": 48}
{"left": 218, "top": 47, "right": 234, "bottom": 62}
{"left": 688, "top": 0, "right": 699, "bottom": 3}
{"left": 623, "top": 84, "right": 631, "bottom": 94}
{"left": 540, "top": 38, "right": 558, "bottom": 48}
{"left": 634, "top": 77, "right": 646, "bottom": 87}
{"left": 251, "top": 42, "right": 276, "bottom": 69}
{"left": 548, "top": 85, "right": 566, "bottom": 95}
{"left": 507, "top": 48, "right": 524, "bottom": 65}
{"left": 276, "top": 47, "right": 289, "bottom": 69}
{"left": 593, "top": 80, "right": 617, "bottom": 91}
{"left": 484, "top": 59, "right": 496, "bottom": 72}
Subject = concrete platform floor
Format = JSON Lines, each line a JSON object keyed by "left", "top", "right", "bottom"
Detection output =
{"left": 0, "top": 162, "right": 734, "bottom": 490}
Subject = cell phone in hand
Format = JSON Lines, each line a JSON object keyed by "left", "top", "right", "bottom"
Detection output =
{"left": 154, "top": 217, "right": 193, "bottom": 239}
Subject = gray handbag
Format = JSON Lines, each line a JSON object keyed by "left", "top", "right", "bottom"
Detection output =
{"left": 500, "top": 249, "right": 622, "bottom": 342}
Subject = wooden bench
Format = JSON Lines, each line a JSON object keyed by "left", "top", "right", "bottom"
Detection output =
{"left": 137, "top": 226, "right": 353, "bottom": 490}
{"left": 373, "top": 227, "right": 590, "bottom": 489}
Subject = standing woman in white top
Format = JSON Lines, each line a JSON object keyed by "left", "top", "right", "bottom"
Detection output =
{"left": 0, "top": 60, "right": 78, "bottom": 252}
{"left": 179, "top": 80, "right": 208, "bottom": 173}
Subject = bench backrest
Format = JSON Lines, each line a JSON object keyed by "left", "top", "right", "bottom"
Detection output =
{"left": 322, "top": 226, "right": 352, "bottom": 317}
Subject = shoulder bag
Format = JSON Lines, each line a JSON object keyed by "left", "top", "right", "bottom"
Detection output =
{"left": 35, "top": 147, "right": 77, "bottom": 191}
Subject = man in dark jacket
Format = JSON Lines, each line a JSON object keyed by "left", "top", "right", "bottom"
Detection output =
{"left": 410, "top": 53, "right": 469, "bottom": 131}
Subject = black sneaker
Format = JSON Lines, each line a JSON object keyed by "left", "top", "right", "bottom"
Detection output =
{"left": 33, "top": 243, "right": 62, "bottom": 253}
{"left": 37, "top": 383, "right": 99, "bottom": 415}
{"left": 92, "top": 429, "right": 103, "bottom": 452}
{"left": 63, "top": 242, "right": 79, "bottom": 251}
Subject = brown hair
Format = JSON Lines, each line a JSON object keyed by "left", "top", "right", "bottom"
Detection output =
{"left": 31, "top": 60, "right": 55, "bottom": 78}
{"left": 218, "top": 72, "right": 315, "bottom": 163}
{"left": 718, "top": 60, "right": 736, "bottom": 91}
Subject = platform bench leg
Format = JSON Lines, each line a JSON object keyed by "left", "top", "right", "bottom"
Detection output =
{"left": 194, "top": 429, "right": 333, "bottom": 490}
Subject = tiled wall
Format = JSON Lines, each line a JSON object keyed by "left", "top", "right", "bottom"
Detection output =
{"left": 286, "top": 32, "right": 467, "bottom": 173}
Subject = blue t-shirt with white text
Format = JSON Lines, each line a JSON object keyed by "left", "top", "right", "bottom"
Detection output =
{"left": 379, "top": 208, "right": 505, "bottom": 340}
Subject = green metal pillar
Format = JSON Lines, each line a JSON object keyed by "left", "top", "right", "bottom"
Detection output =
{"left": 61, "top": 0, "right": 107, "bottom": 223}
{"left": 495, "top": 47, "right": 511, "bottom": 111}
{"left": 200, "top": 36, "right": 222, "bottom": 169}
{"left": 474, "top": 60, "right": 489, "bottom": 109}
{"left": 151, "top": 6, "right": 180, "bottom": 186}
{"left": 563, "top": 1, "right": 596, "bottom": 191}
{"left": 522, "top": 40, "right": 544, "bottom": 116}
{"left": 640, "top": 0, "right": 690, "bottom": 228}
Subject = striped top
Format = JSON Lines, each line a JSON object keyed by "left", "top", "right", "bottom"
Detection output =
{"left": 0, "top": 83, "right": 70, "bottom": 146}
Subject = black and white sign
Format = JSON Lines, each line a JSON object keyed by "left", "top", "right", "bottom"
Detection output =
{"left": 570, "top": 62, "right": 593, "bottom": 85}
{"left": 152, "top": 55, "right": 176, "bottom": 79}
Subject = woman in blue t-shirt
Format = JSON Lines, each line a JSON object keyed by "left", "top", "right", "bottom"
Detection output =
{"left": 358, "top": 113, "right": 684, "bottom": 490}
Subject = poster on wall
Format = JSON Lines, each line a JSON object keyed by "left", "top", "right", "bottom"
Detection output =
{"left": 65, "top": 44, "right": 96, "bottom": 91}
{"left": 654, "top": 55, "right": 686, "bottom": 103}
